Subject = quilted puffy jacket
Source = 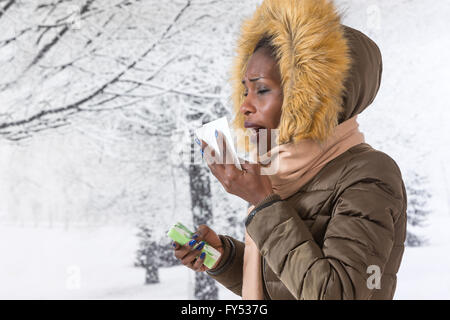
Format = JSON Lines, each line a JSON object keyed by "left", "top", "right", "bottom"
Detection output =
{"left": 207, "top": 142, "right": 407, "bottom": 299}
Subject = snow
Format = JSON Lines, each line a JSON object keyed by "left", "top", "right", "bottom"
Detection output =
{"left": 1, "top": 216, "right": 449, "bottom": 299}
{"left": 396, "top": 247, "right": 450, "bottom": 300}
{"left": 0, "top": 0, "right": 449, "bottom": 300}
{"left": 0, "top": 224, "right": 239, "bottom": 300}
{"left": 396, "top": 218, "right": 450, "bottom": 300}
{"left": 395, "top": 150, "right": 450, "bottom": 299}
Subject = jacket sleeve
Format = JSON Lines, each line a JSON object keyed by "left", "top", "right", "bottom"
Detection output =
{"left": 246, "top": 180, "right": 401, "bottom": 300}
{"left": 205, "top": 234, "right": 245, "bottom": 297}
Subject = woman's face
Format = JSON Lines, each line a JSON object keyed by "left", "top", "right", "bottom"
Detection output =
{"left": 240, "top": 48, "right": 283, "bottom": 152}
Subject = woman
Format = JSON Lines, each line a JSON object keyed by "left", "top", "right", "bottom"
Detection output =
{"left": 173, "top": 0, "right": 407, "bottom": 300}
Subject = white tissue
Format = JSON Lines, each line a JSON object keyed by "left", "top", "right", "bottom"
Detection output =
{"left": 194, "top": 116, "right": 243, "bottom": 170}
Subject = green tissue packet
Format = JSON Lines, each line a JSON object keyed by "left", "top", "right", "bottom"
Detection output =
{"left": 167, "top": 222, "right": 221, "bottom": 269}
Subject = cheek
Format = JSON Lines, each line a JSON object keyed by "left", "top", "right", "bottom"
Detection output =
{"left": 266, "top": 94, "right": 283, "bottom": 128}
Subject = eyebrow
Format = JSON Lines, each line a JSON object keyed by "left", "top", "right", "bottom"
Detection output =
{"left": 242, "top": 77, "right": 264, "bottom": 84}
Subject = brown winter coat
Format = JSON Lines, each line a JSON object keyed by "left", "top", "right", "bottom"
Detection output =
{"left": 206, "top": 0, "right": 407, "bottom": 300}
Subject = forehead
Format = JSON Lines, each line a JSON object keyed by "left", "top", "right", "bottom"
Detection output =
{"left": 244, "top": 49, "right": 280, "bottom": 80}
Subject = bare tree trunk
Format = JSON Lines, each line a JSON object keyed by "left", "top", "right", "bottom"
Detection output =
{"left": 189, "top": 151, "right": 218, "bottom": 300}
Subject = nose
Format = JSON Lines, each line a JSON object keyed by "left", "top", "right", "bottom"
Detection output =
{"left": 240, "top": 96, "right": 256, "bottom": 117}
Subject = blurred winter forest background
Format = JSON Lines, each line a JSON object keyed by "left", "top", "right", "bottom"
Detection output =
{"left": 0, "top": 0, "right": 449, "bottom": 299}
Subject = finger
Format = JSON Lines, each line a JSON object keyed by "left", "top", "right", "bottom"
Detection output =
{"left": 192, "top": 224, "right": 209, "bottom": 242}
{"left": 180, "top": 232, "right": 207, "bottom": 272}
{"left": 200, "top": 141, "right": 226, "bottom": 182}
{"left": 200, "top": 140, "right": 208, "bottom": 154}
{"left": 240, "top": 157, "right": 250, "bottom": 165}
{"left": 181, "top": 241, "right": 206, "bottom": 266}
{"left": 192, "top": 251, "right": 207, "bottom": 271}
{"left": 190, "top": 224, "right": 216, "bottom": 249}
{"left": 213, "top": 131, "right": 241, "bottom": 179}
{"left": 201, "top": 140, "right": 220, "bottom": 166}
{"left": 200, "top": 140, "right": 216, "bottom": 158}
{"left": 174, "top": 242, "right": 192, "bottom": 260}
{"left": 214, "top": 130, "right": 226, "bottom": 165}
{"left": 173, "top": 234, "right": 199, "bottom": 260}
{"left": 215, "top": 130, "right": 235, "bottom": 166}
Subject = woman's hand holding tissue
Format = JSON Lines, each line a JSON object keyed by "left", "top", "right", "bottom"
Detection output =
{"left": 200, "top": 130, "right": 274, "bottom": 207}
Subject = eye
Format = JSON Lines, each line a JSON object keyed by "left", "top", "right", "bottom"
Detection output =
{"left": 243, "top": 88, "right": 270, "bottom": 97}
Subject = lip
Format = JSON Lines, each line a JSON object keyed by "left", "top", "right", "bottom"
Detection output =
{"left": 244, "top": 121, "right": 264, "bottom": 130}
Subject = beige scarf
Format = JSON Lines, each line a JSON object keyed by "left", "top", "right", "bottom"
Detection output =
{"left": 241, "top": 115, "right": 365, "bottom": 299}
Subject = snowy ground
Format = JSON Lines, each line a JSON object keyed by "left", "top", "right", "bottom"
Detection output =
{"left": 0, "top": 224, "right": 239, "bottom": 300}
{"left": 1, "top": 209, "right": 449, "bottom": 300}
{"left": 395, "top": 213, "right": 450, "bottom": 299}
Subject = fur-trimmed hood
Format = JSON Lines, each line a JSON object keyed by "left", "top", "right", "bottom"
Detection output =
{"left": 231, "top": 0, "right": 383, "bottom": 145}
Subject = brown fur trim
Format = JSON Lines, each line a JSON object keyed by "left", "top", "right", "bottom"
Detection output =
{"left": 231, "top": 0, "right": 351, "bottom": 145}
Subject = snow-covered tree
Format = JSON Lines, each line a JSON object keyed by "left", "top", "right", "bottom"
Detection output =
{"left": 404, "top": 170, "right": 431, "bottom": 247}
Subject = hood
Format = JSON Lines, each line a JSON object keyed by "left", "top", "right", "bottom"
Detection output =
{"left": 230, "top": 0, "right": 383, "bottom": 145}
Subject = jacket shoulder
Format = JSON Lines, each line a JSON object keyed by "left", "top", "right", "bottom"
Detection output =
{"left": 336, "top": 143, "right": 406, "bottom": 207}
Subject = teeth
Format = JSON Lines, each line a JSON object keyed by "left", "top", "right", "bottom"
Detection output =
{"left": 246, "top": 127, "right": 264, "bottom": 136}
{"left": 247, "top": 128, "right": 257, "bottom": 136}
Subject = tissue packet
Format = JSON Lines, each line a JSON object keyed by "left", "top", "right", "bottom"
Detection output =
{"left": 167, "top": 222, "right": 221, "bottom": 269}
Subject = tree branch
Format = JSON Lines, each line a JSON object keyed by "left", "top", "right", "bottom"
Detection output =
{"left": 0, "top": 0, "right": 15, "bottom": 20}
{"left": 0, "top": 0, "right": 206, "bottom": 141}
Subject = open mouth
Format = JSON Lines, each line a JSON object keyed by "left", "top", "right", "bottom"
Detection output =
{"left": 248, "top": 127, "right": 265, "bottom": 138}
{"left": 244, "top": 122, "right": 266, "bottom": 140}
{"left": 246, "top": 125, "right": 265, "bottom": 132}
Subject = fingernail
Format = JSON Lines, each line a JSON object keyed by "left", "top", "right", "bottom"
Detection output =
{"left": 196, "top": 241, "right": 205, "bottom": 251}
{"left": 172, "top": 242, "right": 176, "bottom": 248}
{"left": 192, "top": 234, "right": 199, "bottom": 239}
{"left": 200, "top": 252, "right": 206, "bottom": 259}
{"left": 189, "top": 239, "right": 196, "bottom": 246}
{"left": 215, "top": 130, "right": 218, "bottom": 138}
{"left": 195, "top": 137, "right": 201, "bottom": 146}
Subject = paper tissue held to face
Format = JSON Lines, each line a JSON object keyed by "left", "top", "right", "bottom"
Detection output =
{"left": 194, "top": 117, "right": 257, "bottom": 170}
